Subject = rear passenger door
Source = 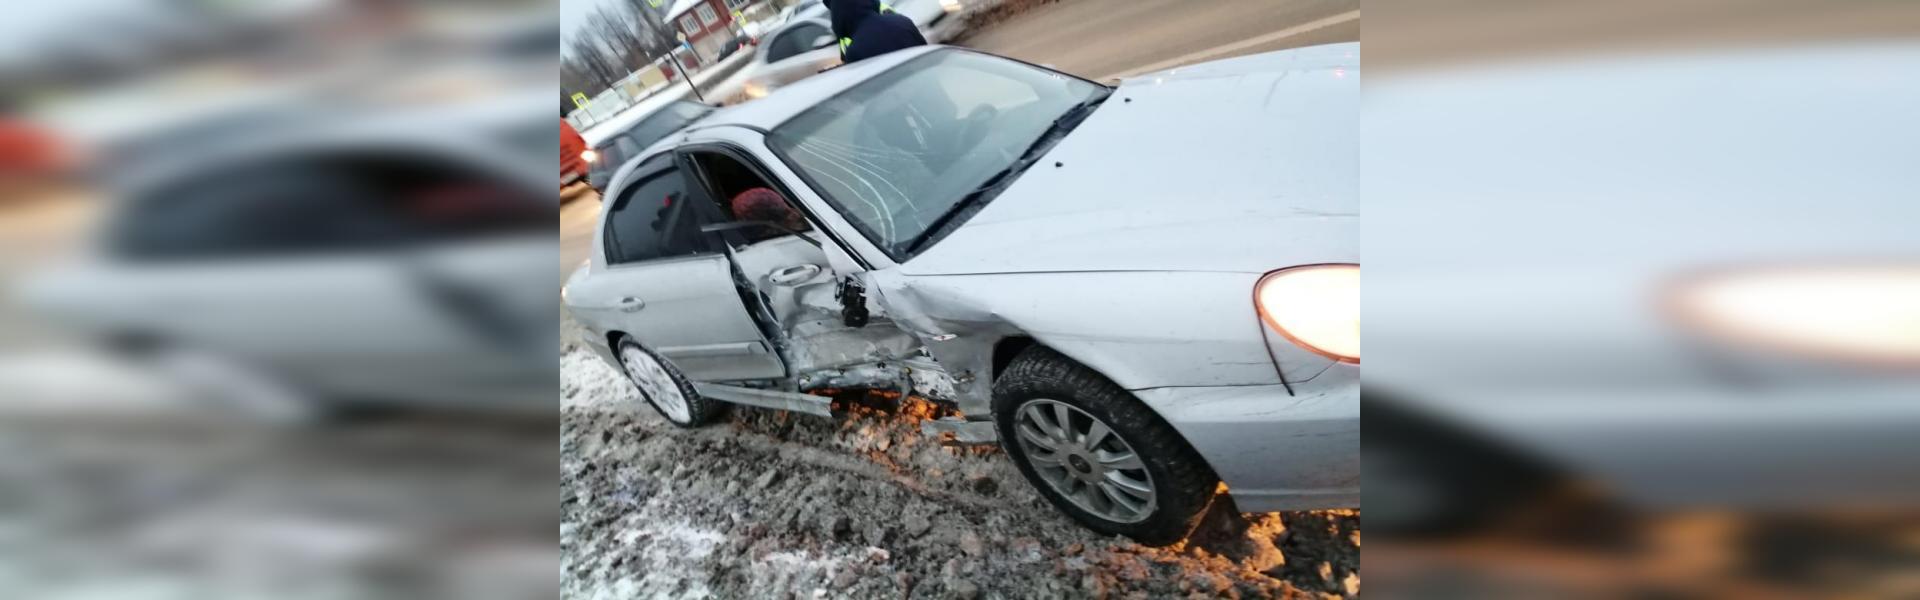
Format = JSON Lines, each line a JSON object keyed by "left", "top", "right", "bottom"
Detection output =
{"left": 575, "top": 154, "right": 785, "bottom": 382}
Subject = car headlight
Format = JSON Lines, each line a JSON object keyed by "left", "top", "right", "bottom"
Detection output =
{"left": 744, "top": 81, "right": 769, "bottom": 99}
{"left": 941, "top": 0, "right": 963, "bottom": 13}
{"left": 1256, "top": 264, "right": 1359, "bottom": 364}
{"left": 1666, "top": 264, "right": 1920, "bottom": 365}
{"left": 581, "top": 149, "right": 598, "bottom": 163}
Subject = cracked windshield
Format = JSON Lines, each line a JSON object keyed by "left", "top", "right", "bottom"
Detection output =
{"left": 768, "top": 50, "right": 1105, "bottom": 256}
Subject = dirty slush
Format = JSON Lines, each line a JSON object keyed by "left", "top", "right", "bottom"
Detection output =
{"left": 560, "top": 337, "right": 1359, "bottom": 599}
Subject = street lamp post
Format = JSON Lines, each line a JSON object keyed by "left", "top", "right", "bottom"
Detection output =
{"left": 671, "top": 32, "right": 706, "bottom": 103}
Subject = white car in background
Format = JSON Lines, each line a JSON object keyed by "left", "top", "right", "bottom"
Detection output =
{"left": 734, "top": 17, "right": 842, "bottom": 101}
{"left": 22, "top": 91, "right": 557, "bottom": 420}
{"left": 734, "top": 0, "right": 968, "bottom": 101}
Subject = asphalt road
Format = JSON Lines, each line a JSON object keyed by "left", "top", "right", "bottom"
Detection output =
{"left": 964, "top": 0, "right": 1358, "bottom": 81}
{"left": 557, "top": 0, "right": 1361, "bottom": 277}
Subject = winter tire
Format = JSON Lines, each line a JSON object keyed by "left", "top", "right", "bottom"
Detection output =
{"left": 617, "top": 337, "right": 721, "bottom": 427}
{"left": 993, "top": 346, "right": 1219, "bottom": 546}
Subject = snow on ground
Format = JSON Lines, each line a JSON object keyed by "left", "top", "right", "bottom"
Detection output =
{"left": 0, "top": 408, "right": 559, "bottom": 599}
{"left": 560, "top": 340, "right": 1360, "bottom": 599}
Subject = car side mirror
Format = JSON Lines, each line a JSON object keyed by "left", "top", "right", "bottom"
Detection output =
{"left": 812, "top": 34, "right": 836, "bottom": 49}
{"left": 700, "top": 220, "right": 823, "bottom": 248}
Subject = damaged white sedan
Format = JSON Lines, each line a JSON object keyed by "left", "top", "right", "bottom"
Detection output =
{"left": 564, "top": 45, "right": 1357, "bottom": 545}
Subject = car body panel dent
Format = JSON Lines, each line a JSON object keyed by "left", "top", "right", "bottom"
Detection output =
{"left": 867, "top": 269, "right": 1332, "bottom": 416}
{"left": 1134, "top": 366, "right": 1359, "bottom": 512}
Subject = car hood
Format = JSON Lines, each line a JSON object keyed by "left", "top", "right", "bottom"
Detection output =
{"left": 901, "top": 43, "right": 1358, "bottom": 276}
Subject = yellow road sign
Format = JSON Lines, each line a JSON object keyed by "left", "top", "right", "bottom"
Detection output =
{"left": 571, "top": 92, "right": 590, "bottom": 109}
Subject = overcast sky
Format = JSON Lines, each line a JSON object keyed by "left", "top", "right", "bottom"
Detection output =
{"left": 560, "top": 0, "right": 624, "bottom": 48}
{"left": 1, "top": 0, "right": 154, "bottom": 59}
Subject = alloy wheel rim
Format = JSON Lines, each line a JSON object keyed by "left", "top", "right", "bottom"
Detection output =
{"left": 1012, "top": 399, "right": 1157, "bottom": 523}
{"left": 620, "top": 345, "right": 690, "bottom": 423}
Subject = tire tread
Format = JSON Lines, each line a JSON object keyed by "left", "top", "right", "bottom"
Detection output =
{"left": 993, "top": 346, "right": 1219, "bottom": 545}
{"left": 617, "top": 337, "right": 723, "bottom": 427}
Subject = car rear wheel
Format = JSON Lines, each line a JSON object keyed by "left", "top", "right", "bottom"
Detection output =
{"left": 616, "top": 338, "right": 720, "bottom": 427}
{"left": 993, "top": 347, "right": 1220, "bottom": 546}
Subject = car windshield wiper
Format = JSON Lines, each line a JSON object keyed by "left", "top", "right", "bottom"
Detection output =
{"left": 900, "top": 90, "right": 1115, "bottom": 257}
{"left": 1015, "top": 89, "right": 1113, "bottom": 164}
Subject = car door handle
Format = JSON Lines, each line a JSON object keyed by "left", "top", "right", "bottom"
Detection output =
{"left": 618, "top": 297, "right": 645, "bottom": 312}
{"left": 767, "top": 264, "right": 821, "bottom": 286}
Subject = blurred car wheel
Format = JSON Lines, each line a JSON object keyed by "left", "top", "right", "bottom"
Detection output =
{"left": 1363, "top": 393, "right": 1570, "bottom": 536}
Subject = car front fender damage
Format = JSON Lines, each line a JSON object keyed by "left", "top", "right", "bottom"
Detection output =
{"left": 863, "top": 270, "right": 1023, "bottom": 419}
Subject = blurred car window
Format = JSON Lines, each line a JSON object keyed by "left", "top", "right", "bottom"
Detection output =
{"left": 617, "top": 102, "right": 710, "bottom": 155}
{"left": 112, "top": 159, "right": 546, "bottom": 262}
{"left": 615, "top": 137, "right": 645, "bottom": 156}
{"left": 767, "top": 23, "right": 830, "bottom": 63}
{"left": 114, "top": 165, "right": 380, "bottom": 260}
{"left": 506, "top": 124, "right": 562, "bottom": 163}
{"left": 588, "top": 101, "right": 711, "bottom": 190}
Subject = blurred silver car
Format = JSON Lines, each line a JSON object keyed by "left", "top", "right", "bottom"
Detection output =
{"left": 735, "top": 17, "right": 842, "bottom": 101}
{"left": 563, "top": 45, "right": 1358, "bottom": 544}
{"left": 585, "top": 100, "right": 715, "bottom": 194}
{"left": 735, "top": 0, "right": 968, "bottom": 101}
{"left": 22, "top": 90, "right": 557, "bottom": 420}
{"left": 1364, "top": 42, "right": 1920, "bottom": 532}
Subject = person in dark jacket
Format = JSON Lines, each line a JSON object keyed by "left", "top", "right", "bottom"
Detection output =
{"left": 827, "top": 0, "right": 927, "bottom": 63}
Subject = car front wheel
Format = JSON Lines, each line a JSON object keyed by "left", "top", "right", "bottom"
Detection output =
{"left": 992, "top": 347, "right": 1220, "bottom": 546}
{"left": 617, "top": 338, "right": 721, "bottom": 427}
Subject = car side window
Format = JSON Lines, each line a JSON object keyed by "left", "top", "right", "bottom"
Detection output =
{"left": 614, "top": 136, "right": 645, "bottom": 157}
{"left": 767, "top": 23, "right": 828, "bottom": 63}
{"left": 685, "top": 150, "right": 816, "bottom": 248}
{"left": 602, "top": 156, "right": 713, "bottom": 264}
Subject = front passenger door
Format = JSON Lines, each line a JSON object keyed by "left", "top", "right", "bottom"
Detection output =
{"left": 574, "top": 155, "right": 786, "bottom": 382}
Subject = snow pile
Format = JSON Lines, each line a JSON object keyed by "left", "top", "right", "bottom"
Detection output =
{"left": 561, "top": 345, "right": 1359, "bottom": 598}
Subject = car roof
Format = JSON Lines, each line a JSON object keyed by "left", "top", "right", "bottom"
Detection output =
{"left": 689, "top": 45, "right": 943, "bottom": 133}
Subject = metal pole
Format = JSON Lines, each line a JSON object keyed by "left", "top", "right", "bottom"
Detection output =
{"left": 669, "top": 49, "right": 706, "bottom": 103}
